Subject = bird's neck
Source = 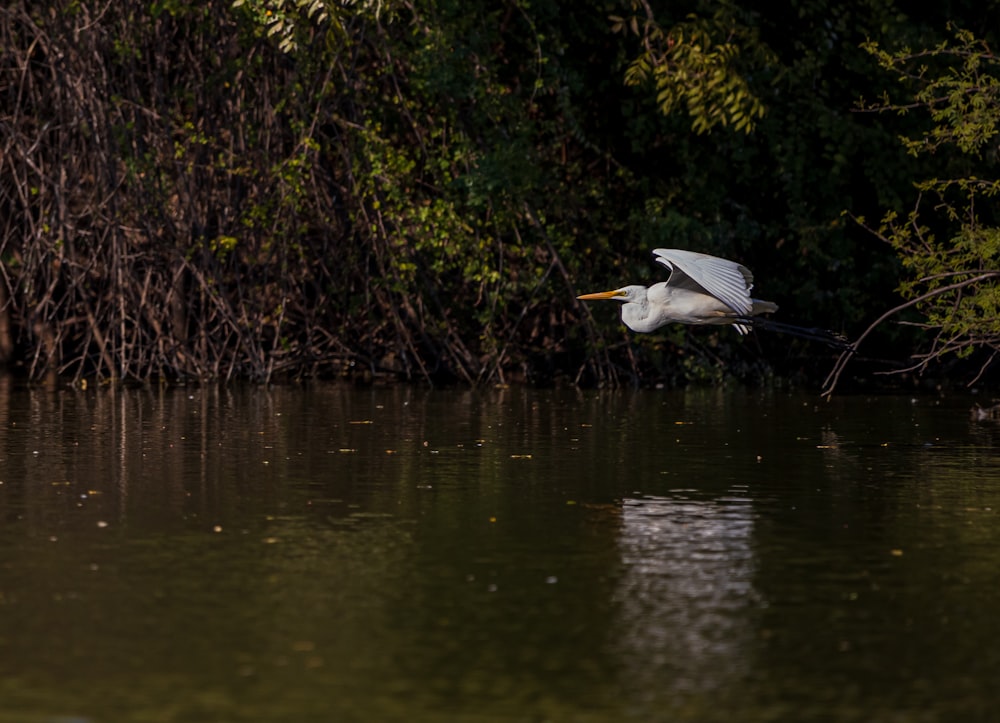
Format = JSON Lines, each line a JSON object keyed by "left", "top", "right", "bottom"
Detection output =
{"left": 621, "top": 298, "right": 662, "bottom": 333}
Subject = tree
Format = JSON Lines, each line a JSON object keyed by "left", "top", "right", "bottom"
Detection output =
{"left": 3, "top": 0, "right": 996, "bottom": 388}
{"left": 825, "top": 26, "right": 1000, "bottom": 394}
{"left": 611, "top": 0, "right": 772, "bottom": 134}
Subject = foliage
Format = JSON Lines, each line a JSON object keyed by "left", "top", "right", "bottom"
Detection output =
{"left": 862, "top": 27, "right": 1000, "bottom": 156}
{"left": 612, "top": 0, "right": 772, "bottom": 133}
{"left": 2, "top": 0, "right": 999, "bottom": 388}
{"left": 829, "top": 26, "right": 1000, "bottom": 389}
{"left": 231, "top": 0, "right": 387, "bottom": 52}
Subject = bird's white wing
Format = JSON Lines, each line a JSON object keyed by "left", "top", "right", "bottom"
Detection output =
{"left": 652, "top": 248, "right": 753, "bottom": 316}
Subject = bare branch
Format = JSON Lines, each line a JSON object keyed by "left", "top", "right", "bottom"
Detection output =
{"left": 822, "top": 272, "right": 1000, "bottom": 396}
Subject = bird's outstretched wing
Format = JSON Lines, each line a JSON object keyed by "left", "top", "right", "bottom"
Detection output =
{"left": 652, "top": 248, "right": 753, "bottom": 316}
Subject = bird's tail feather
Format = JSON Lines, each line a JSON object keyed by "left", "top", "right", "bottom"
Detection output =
{"left": 751, "top": 299, "right": 779, "bottom": 315}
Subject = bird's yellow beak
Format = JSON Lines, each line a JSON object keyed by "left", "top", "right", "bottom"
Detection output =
{"left": 577, "top": 289, "right": 624, "bottom": 300}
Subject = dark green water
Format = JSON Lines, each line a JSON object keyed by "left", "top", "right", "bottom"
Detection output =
{"left": 0, "top": 381, "right": 998, "bottom": 722}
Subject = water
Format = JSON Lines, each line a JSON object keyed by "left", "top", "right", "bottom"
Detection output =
{"left": 0, "top": 381, "right": 998, "bottom": 722}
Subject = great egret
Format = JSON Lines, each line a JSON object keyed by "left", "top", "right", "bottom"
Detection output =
{"left": 577, "top": 248, "right": 850, "bottom": 348}
{"left": 577, "top": 248, "right": 775, "bottom": 335}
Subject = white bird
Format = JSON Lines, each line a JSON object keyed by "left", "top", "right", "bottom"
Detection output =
{"left": 577, "top": 248, "right": 778, "bottom": 335}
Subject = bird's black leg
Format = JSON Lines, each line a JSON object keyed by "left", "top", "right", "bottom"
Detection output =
{"left": 743, "top": 318, "right": 854, "bottom": 350}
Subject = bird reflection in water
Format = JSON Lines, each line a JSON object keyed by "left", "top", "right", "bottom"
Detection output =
{"left": 610, "top": 494, "right": 761, "bottom": 699}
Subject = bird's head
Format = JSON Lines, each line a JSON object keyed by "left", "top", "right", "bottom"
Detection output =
{"left": 577, "top": 285, "right": 646, "bottom": 303}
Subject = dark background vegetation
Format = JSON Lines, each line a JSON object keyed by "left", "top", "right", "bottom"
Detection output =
{"left": 1, "top": 0, "right": 999, "bottom": 389}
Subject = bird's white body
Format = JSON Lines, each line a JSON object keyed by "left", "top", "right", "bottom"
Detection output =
{"left": 578, "top": 248, "right": 778, "bottom": 335}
